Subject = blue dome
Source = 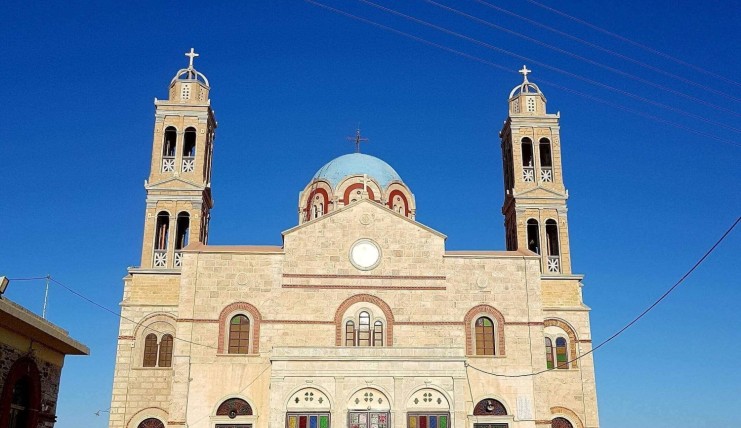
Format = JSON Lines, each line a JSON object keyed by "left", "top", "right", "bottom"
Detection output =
{"left": 312, "top": 153, "right": 402, "bottom": 188}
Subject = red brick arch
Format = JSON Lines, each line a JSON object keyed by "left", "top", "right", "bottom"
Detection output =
{"left": 343, "top": 183, "right": 376, "bottom": 204}
{"left": 550, "top": 407, "right": 584, "bottom": 428}
{"left": 218, "top": 302, "right": 262, "bottom": 354}
{"left": 544, "top": 319, "right": 578, "bottom": 368}
{"left": 464, "top": 305, "right": 506, "bottom": 355}
{"left": 387, "top": 189, "right": 410, "bottom": 216}
{"left": 334, "top": 294, "right": 394, "bottom": 345}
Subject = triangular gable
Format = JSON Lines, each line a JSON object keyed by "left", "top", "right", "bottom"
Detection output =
{"left": 146, "top": 176, "right": 207, "bottom": 191}
{"left": 282, "top": 198, "right": 446, "bottom": 239}
{"left": 514, "top": 185, "right": 567, "bottom": 199}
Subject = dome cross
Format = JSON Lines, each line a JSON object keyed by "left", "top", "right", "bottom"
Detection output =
{"left": 185, "top": 48, "right": 199, "bottom": 69}
{"left": 347, "top": 128, "right": 369, "bottom": 153}
{"left": 519, "top": 65, "right": 531, "bottom": 81}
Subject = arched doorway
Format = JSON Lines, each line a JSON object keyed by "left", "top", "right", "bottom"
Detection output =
{"left": 0, "top": 357, "right": 42, "bottom": 428}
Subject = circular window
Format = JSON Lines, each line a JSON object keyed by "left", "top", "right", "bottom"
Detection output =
{"left": 349, "top": 239, "right": 381, "bottom": 271}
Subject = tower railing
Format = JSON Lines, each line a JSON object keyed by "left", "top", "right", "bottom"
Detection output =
{"left": 546, "top": 255, "right": 560, "bottom": 273}
{"left": 540, "top": 166, "right": 553, "bottom": 182}
{"left": 522, "top": 166, "right": 535, "bottom": 182}
{"left": 174, "top": 251, "right": 183, "bottom": 268}
{"left": 182, "top": 156, "right": 195, "bottom": 173}
{"left": 162, "top": 156, "right": 176, "bottom": 172}
{"left": 153, "top": 250, "right": 168, "bottom": 268}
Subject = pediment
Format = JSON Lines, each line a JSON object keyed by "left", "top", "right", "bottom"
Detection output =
{"left": 514, "top": 185, "right": 566, "bottom": 199}
{"left": 145, "top": 176, "right": 206, "bottom": 191}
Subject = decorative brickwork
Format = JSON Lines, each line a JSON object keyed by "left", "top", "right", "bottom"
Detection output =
{"left": 464, "top": 305, "right": 506, "bottom": 355}
{"left": 544, "top": 319, "right": 578, "bottom": 368}
{"left": 217, "top": 302, "right": 262, "bottom": 354}
{"left": 334, "top": 294, "right": 394, "bottom": 346}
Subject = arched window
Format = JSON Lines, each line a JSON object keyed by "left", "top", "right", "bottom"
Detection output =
{"left": 545, "top": 219, "right": 560, "bottom": 273}
{"left": 8, "top": 377, "right": 31, "bottom": 428}
{"left": 174, "top": 212, "right": 190, "bottom": 268}
{"left": 373, "top": 320, "right": 384, "bottom": 346}
{"left": 228, "top": 315, "right": 250, "bottom": 354}
{"left": 158, "top": 334, "right": 173, "bottom": 367}
{"left": 154, "top": 212, "right": 169, "bottom": 250}
{"left": 345, "top": 321, "right": 355, "bottom": 346}
{"left": 555, "top": 337, "right": 569, "bottom": 369}
{"left": 473, "top": 398, "right": 507, "bottom": 416}
{"left": 539, "top": 138, "right": 553, "bottom": 182}
{"left": 521, "top": 138, "right": 534, "bottom": 182}
{"left": 143, "top": 333, "right": 158, "bottom": 367}
{"left": 551, "top": 417, "right": 574, "bottom": 428}
{"left": 545, "top": 337, "right": 554, "bottom": 369}
{"left": 182, "top": 127, "right": 197, "bottom": 173}
{"left": 527, "top": 219, "right": 540, "bottom": 254}
{"left": 358, "top": 311, "right": 371, "bottom": 346}
{"left": 216, "top": 398, "right": 253, "bottom": 418}
{"left": 162, "top": 127, "right": 177, "bottom": 172}
{"left": 138, "top": 418, "right": 165, "bottom": 428}
{"left": 475, "top": 316, "right": 496, "bottom": 355}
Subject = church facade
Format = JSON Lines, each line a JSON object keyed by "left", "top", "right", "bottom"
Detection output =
{"left": 109, "top": 52, "right": 599, "bottom": 428}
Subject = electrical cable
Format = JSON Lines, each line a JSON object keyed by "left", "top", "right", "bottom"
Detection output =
{"left": 466, "top": 215, "right": 740, "bottom": 378}
{"left": 304, "top": 0, "right": 740, "bottom": 147}
{"left": 522, "top": 0, "right": 741, "bottom": 87}
{"left": 352, "top": 0, "right": 741, "bottom": 134}
{"left": 472, "top": 0, "right": 741, "bottom": 97}
{"left": 422, "top": 0, "right": 741, "bottom": 114}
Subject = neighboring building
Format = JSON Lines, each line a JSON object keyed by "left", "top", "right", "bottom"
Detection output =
{"left": 109, "top": 53, "right": 599, "bottom": 428}
{"left": 0, "top": 296, "right": 89, "bottom": 428}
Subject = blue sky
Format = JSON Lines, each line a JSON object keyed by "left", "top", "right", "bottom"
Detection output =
{"left": 1, "top": 1, "right": 739, "bottom": 427}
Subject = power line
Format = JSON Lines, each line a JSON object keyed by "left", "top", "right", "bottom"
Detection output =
{"left": 522, "top": 0, "right": 741, "bottom": 87}
{"left": 422, "top": 0, "right": 741, "bottom": 114}
{"left": 46, "top": 276, "right": 219, "bottom": 350}
{"left": 353, "top": 0, "right": 741, "bottom": 134}
{"left": 305, "top": 0, "right": 740, "bottom": 147}
{"left": 472, "top": 0, "right": 741, "bottom": 98}
{"left": 467, "top": 215, "right": 740, "bottom": 378}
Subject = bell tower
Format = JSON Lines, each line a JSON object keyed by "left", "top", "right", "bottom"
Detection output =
{"left": 140, "top": 48, "right": 217, "bottom": 269}
{"left": 500, "top": 66, "right": 572, "bottom": 275}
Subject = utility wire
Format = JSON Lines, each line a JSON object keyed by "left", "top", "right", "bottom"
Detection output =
{"left": 472, "top": 0, "right": 741, "bottom": 97}
{"left": 46, "top": 276, "right": 219, "bottom": 350}
{"left": 523, "top": 0, "right": 741, "bottom": 87}
{"left": 423, "top": 0, "right": 741, "bottom": 114}
{"left": 353, "top": 0, "right": 741, "bottom": 134}
{"left": 305, "top": 0, "right": 740, "bottom": 147}
{"left": 467, "top": 215, "right": 740, "bottom": 378}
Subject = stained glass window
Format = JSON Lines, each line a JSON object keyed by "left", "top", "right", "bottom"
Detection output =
{"left": 158, "top": 334, "right": 173, "bottom": 367}
{"left": 475, "top": 317, "right": 495, "bottom": 355}
{"left": 143, "top": 333, "right": 158, "bottom": 367}
{"left": 545, "top": 338, "right": 554, "bottom": 369}
{"left": 229, "top": 315, "right": 250, "bottom": 354}
{"left": 287, "top": 413, "right": 329, "bottom": 428}
{"left": 473, "top": 398, "right": 507, "bottom": 416}
{"left": 216, "top": 398, "right": 253, "bottom": 417}
{"left": 551, "top": 417, "right": 573, "bottom": 428}
{"left": 349, "top": 411, "right": 389, "bottom": 428}
{"left": 555, "top": 337, "right": 568, "bottom": 369}
{"left": 373, "top": 321, "right": 384, "bottom": 347}
{"left": 407, "top": 414, "right": 449, "bottom": 428}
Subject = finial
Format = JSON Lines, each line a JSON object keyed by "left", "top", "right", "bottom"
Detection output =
{"left": 519, "top": 65, "right": 531, "bottom": 81}
{"left": 347, "top": 127, "right": 369, "bottom": 153}
{"left": 185, "top": 48, "right": 199, "bottom": 69}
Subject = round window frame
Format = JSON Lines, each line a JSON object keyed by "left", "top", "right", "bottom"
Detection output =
{"left": 349, "top": 239, "right": 382, "bottom": 271}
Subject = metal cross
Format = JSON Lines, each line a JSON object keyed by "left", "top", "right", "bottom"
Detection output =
{"left": 347, "top": 128, "right": 369, "bottom": 153}
{"left": 185, "top": 48, "right": 199, "bottom": 68}
{"left": 519, "top": 65, "right": 531, "bottom": 80}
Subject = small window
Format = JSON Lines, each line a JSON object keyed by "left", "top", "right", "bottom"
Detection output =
{"left": 545, "top": 220, "right": 559, "bottom": 256}
{"left": 475, "top": 316, "right": 496, "bottom": 355}
{"left": 545, "top": 338, "right": 554, "bottom": 369}
{"left": 216, "top": 398, "right": 253, "bottom": 417}
{"left": 181, "top": 83, "right": 191, "bottom": 100}
{"left": 143, "top": 333, "right": 158, "bottom": 367}
{"left": 286, "top": 413, "right": 330, "bottom": 428}
{"left": 373, "top": 320, "right": 384, "bottom": 347}
{"left": 228, "top": 315, "right": 250, "bottom": 354}
{"left": 345, "top": 321, "right": 356, "bottom": 346}
{"left": 473, "top": 398, "right": 507, "bottom": 416}
{"left": 158, "top": 334, "right": 173, "bottom": 367}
